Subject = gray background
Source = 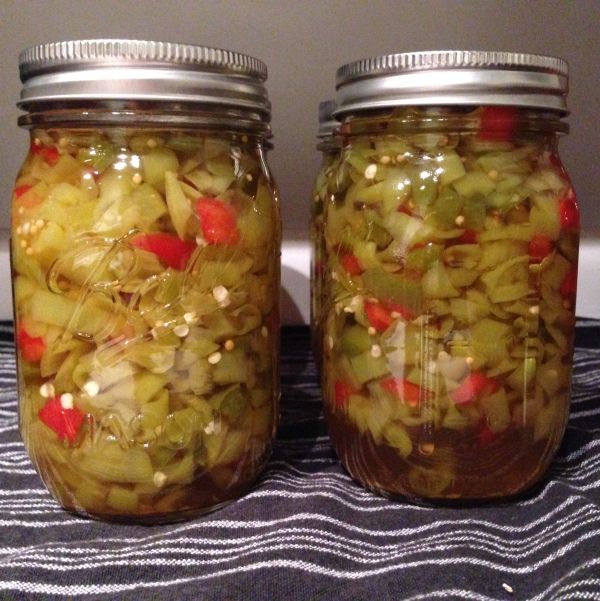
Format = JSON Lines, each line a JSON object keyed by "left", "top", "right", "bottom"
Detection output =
{"left": 1, "top": 0, "right": 599, "bottom": 236}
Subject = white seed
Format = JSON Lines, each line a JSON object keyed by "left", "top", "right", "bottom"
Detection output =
{"left": 528, "top": 305, "right": 540, "bottom": 315}
{"left": 132, "top": 173, "right": 142, "bottom": 185}
{"left": 465, "top": 356, "right": 475, "bottom": 366}
{"left": 82, "top": 380, "right": 100, "bottom": 397}
{"left": 35, "top": 219, "right": 44, "bottom": 229}
{"left": 39, "top": 382, "right": 55, "bottom": 398}
{"left": 16, "top": 226, "right": 23, "bottom": 235}
{"left": 19, "top": 239, "right": 27, "bottom": 249}
{"left": 438, "top": 350, "right": 450, "bottom": 361}
{"left": 261, "top": 326, "right": 269, "bottom": 338}
{"left": 396, "top": 153, "right": 406, "bottom": 163}
{"left": 25, "top": 248, "right": 34, "bottom": 256}
{"left": 18, "top": 206, "right": 25, "bottom": 215}
{"left": 245, "top": 173, "right": 253, "bottom": 182}
{"left": 173, "top": 324, "right": 190, "bottom": 338}
{"left": 364, "top": 164, "right": 378, "bottom": 180}
{"left": 455, "top": 215, "right": 465, "bottom": 227}
{"left": 368, "top": 326, "right": 376, "bottom": 336}
{"left": 212, "top": 285, "right": 230, "bottom": 307}
{"left": 22, "top": 222, "right": 31, "bottom": 235}
{"left": 488, "top": 169, "right": 499, "bottom": 180}
{"left": 58, "top": 137, "right": 68, "bottom": 147}
{"left": 349, "top": 295, "right": 362, "bottom": 313}
{"left": 343, "top": 305, "right": 354, "bottom": 314}
{"left": 29, "top": 225, "right": 38, "bottom": 235}
{"left": 380, "top": 155, "right": 391, "bottom": 165}
{"left": 195, "top": 234, "right": 208, "bottom": 247}
{"left": 502, "top": 583, "right": 514, "bottom": 594}
{"left": 155, "top": 320, "right": 165, "bottom": 328}
{"left": 420, "top": 442, "right": 435, "bottom": 455}
{"left": 370, "top": 344, "right": 382, "bottom": 358}
{"left": 208, "top": 351, "right": 222, "bottom": 365}
{"left": 390, "top": 311, "right": 401, "bottom": 320}
{"left": 241, "top": 135, "right": 249, "bottom": 143}
{"left": 328, "top": 335, "right": 334, "bottom": 350}
{"left": 183, "top": 311, "right": 198, "bottom": 325}
{"left": 204, "top": 419, "right": 221, "bottom": 435}
{"left": 224, "top": 339, "right": 235, "bottom": 351}
{"left": 146, "top": 138, "right": 157, "bottom": 148}
{"left": 60, "top": 393, "right": 74, "bottom": 410}
{"left": 153, "top": 471, "right": 167, "bottom": 488}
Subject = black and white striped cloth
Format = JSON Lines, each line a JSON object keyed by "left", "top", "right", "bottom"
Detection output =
{"left": 1, "top": 321, "right": 599, "bottom": 601}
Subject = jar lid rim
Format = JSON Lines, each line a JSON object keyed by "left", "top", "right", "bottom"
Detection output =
{"left": 317, "top": 100, "right": 340, "bottom": 138}
{"left": 19, "top": 39, "right": 267, "bottom": 81}
{"left": 334, "top": 50, "right": 569, "bottom": 116}
{"left": 336, "top": 50, "right": 568, "bottom": 84}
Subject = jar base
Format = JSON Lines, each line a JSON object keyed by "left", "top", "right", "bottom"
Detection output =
{"left": 59, "top": 490, "right": 252, "bottom": 525}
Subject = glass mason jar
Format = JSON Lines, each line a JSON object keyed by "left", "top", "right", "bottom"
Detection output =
{"left": 310, "top": 100, "right": 341, "bottom": 364}
{"left": 321, "top": 51, "right": 579, "bottom": 501}
{"left": 12, "top": 40, "right": 281, "bottom": 523}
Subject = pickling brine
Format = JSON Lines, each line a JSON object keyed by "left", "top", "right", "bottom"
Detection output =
{"left": 13, "top": 40, "right": 280, "bottom": 522}
{"left": 321, "top": 52, "right": 579, "bottom": 501}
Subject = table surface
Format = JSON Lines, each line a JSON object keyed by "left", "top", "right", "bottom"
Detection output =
{"left": 1, "top": 322, "right": 599, "bottom": 601}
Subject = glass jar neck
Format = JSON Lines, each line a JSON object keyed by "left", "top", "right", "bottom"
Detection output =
{"left": 316, "top": 135, "right": 342, "bottom": 154}
{"left": 338, "top": 106, "right": 568, "bottom": 138}
{"left": 18, "top": 101, "right": 272, "bottom": 138}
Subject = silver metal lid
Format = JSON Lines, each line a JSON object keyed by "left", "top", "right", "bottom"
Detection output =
{"left": 18, "top": 39, "right": 270, "bottom": 119}
{"left": 317, "top": 100, "right": 339, "bottom": 138}
{"left": 335, "top": 50, "right": 569, "bottom": 116}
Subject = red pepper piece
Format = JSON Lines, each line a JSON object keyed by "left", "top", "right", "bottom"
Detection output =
{"left": 364, "top": 302, "right": 393, "bottom": 332}
{"left": 380, "top": 377, "right": 422, "bottom": 407}
{"left": 559, "top": 265, "right": 578, "bottom": 299}
{"left": 132, "top": 233, "right": 196, "bottom": 270}
{"left": 479, "top": 106, "right": 518, "bottom": 141}
{"left": 17, "top": 327, "right": 46, "bottom": 363}
{"left": 452, "top": 371, "right": 499, "bottom": 405}
{"left": 559, "top": 192, "right": 580, "bottom": 231}
{"left": 339, "top": 253, "right": 363, "bottom": 276}
{"left": 196, "top": 197, "right": 240, "bottom": 245}
{"left": 14, "top": 184, "right": 33, "bottom": 199}
{"left": 333, "top": 380, "right": 357, "bottom": 407}
{"left": 457, "top": 229, "right": 478, "bottom": 245}
{"left": 364, "top": 301, "right": 413, "bottom": 332}
{"left": 31, "top": 142, "right": 60, "bottom": 165}
{"left": 387, "top": 301, "right": 415, "bottom": 321}
{"left": 398, "top": 204, "right": 416, "bottom": 216}
{"left": 38, "top": 396, "right": 84, "bottom": 445}
{"left": 477, "top": 424, "right": 496, "bottom": 447}
{"left": 528, "top": 234, "right": 553, "bottom": 262}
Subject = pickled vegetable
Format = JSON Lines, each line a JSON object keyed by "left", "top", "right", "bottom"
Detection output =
{"left": 321, "top": 106, "right": 578, "bottom": 500}
{"left": 13, "top": 129, "right": 280, "bottom": 522}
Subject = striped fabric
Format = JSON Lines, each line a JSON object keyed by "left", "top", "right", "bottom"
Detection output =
{"left": 1, "top": 322, "right": 599, "bottom": 600}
